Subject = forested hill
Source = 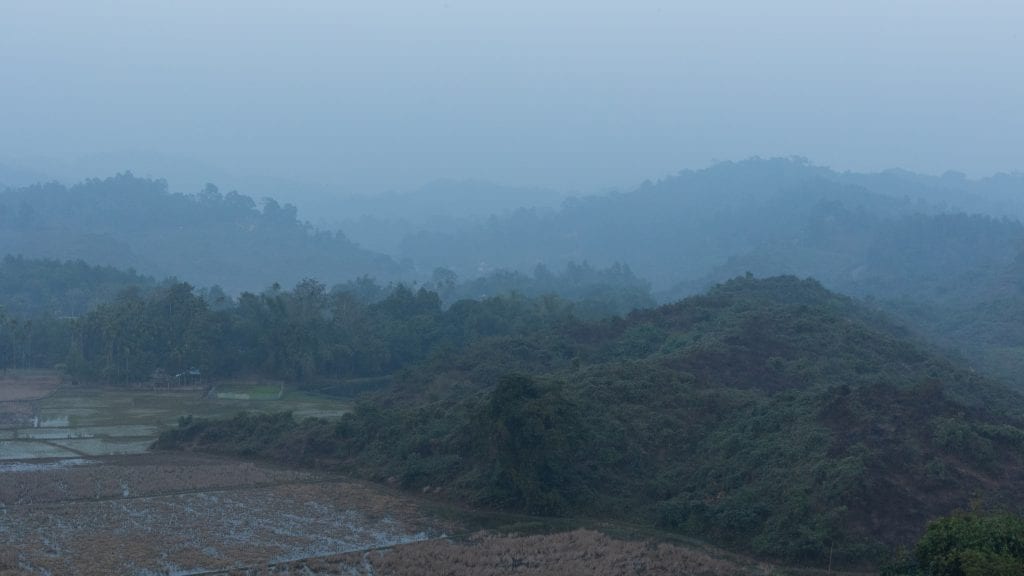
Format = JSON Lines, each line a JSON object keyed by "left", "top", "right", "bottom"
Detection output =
{"left": 397, "top": 158, "right": 1024, "bottom": 292}
{"left": 160, "top": 275, "right": 1024, "bottom": 568}
{"left": 0, "top": 256, "right": 154, "bottom": 318}
{"left": 329, "top": 179, "right": 567, "bottom": 254}
{"left": 0, "top": 174, "right": 405, "bottom": 292}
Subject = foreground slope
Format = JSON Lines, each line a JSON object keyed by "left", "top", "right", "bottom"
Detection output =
{"left": 160, "top": 276, "right": 1024, "bottom": 567}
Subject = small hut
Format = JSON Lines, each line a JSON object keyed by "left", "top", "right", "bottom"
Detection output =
{"left": 174, "top": 368, "right": 202, "bottom": 388}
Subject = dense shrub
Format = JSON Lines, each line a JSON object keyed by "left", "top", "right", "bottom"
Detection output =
{"left": 915, "top": 512, "right": 1024, "bottom": 576}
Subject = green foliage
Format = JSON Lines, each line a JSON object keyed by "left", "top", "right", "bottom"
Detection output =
{"left": 476, "top": 375, "right": 587, "bottom": 515}
{"left": 58, "top": 278, "right": 581, "bottom": 383}
{"left": 156, "top": 275, "right": 1024, "bottom": 567}
{"left": 914, "top": 512, "right": 1024, "bottom": 575}
{"left": 439, "top": 262, "right": 655, "bottom": 319}
{"left": 0, "top": 255, "right": 154, "bottom": 318}
{"left": 399, "top": 158, "right": 1024, "bottom": 295}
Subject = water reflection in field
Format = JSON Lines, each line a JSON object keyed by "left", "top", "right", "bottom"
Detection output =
{"left": 1, "top": 386, "right": 350, "bottom": 460}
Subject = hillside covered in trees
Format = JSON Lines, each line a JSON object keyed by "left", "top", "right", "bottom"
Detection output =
{"left": 379, "top": 158, "right": 1024, "bottom": 389}
{"left": 0, "top": 256, "right": 154, "bottom": 318}
{"left": 0, "top": 174, "right": 405, "bottom": 292}
{"left": 7, "top": 161, "right": 1024, "bottom": 392}
{"left": 398, "top": 158, "right": 1024, "bottom": 296}
{"left": 157, "top": 276, "right": 1024, "bottom": 568}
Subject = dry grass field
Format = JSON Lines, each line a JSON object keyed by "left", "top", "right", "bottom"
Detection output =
{"left": 0, "top": 370, "right": 60, "bottom": 402}
{"left": 0, "top": 370, "right": 60, "bottom": 428}
{"left": 280, "top": 529, "right": 774, "bottom": 576}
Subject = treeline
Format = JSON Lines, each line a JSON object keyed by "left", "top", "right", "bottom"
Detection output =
{"left": 0, "top": 254, "right": 655, "bottom": 380}
{"left": 41, "top": 278, "right": 586, "bottom": 383}
{"left": 430, "top": 260, "right": 653, "bottom": 317}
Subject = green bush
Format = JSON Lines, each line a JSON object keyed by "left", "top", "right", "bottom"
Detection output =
{"left": 915, "top": 511, "right": 1024, "bottom": 575}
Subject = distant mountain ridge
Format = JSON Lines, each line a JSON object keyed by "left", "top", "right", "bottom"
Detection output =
{"left": 328, "top": 179, "right": 567, "bottom": 255}
{"left": 7, "top": 160, "right": 1024, "bottom": 389}
{"left": 398, "top": 158, "right": 1024, "bottom": 291}
{"left": 0, "top": 174, "right": 405, "bottom": 293}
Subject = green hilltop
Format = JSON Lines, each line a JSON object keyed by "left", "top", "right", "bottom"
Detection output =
{"left": 158, "top": 275, "right": 1024, "bottom": 568}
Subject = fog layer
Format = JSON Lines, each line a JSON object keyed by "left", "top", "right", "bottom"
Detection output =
{"left": 2, "top": 1, "right": 1022, "bottom": 211}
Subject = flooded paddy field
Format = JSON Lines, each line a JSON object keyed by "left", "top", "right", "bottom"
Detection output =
{"left": 0, "top": 453, "right": 449, "bottom": 575}
{"left": 1, "top": 375, "right": 786, "bottom": 576}
{"left": 1, "top": 374, "right": 351, "bottom": 460}
{"left": 0, "top": 375, "right": 451, "bottom": 574}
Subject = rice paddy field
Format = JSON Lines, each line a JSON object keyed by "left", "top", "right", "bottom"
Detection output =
{"left": 0, "top": 452, "right": 780, "bottom": 576}
{"left": 0, "top": 372, "right": 817, "bottom": 575}
{"left": 0, "top": 373, "right": 453, "bottom": 574}
{"left": 0, "top": 371, "right": 350, "bottom": 460}
{"left": 0, "top": 453, "right": 449, "bottom": 575}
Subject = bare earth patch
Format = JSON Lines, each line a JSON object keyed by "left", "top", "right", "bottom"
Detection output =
{"left": 261, "top": 529, "right": 774, "bottom": 576}
{"left": 0, "top": 371, "right": 61, "bottom": 429}
{"left": 0, "top": 453, "right": 446, "bottom": 575}
{"left": 0, "top": 453, "right": 846, "bottom": 576}
{"left": 0, "top": 370, "right": 60, "bottom": 402}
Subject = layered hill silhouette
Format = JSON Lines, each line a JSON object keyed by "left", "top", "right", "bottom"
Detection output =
{"left": 159, "top": 275, "right": 1024, "bottom": 567}
{"left": 0, "top": 255, "right": 155, "bottom": 318}
{"left": 8, "top": 160, "right": 1024, "bottom": 390}
{"left": 398, "top": 158, "right": 1024, "bottom": 295}
{"left": 0, "top": 174, "right": 404, "bottom": 293}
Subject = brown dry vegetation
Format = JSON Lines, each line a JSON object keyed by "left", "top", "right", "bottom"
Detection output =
{"left": 0, "top": 410, "right": 900, "bottom": 575}
{"left": 0, "top": 453, "right": 861, "bottom": 575}
{"left": 0, "top": 370, "right": 60, "bottom": 402}
{"left": 0, "top": 453, "right": 313, "bottom": 504}
{"left": 250, "top": 529, "right": 774, "bottom": 576}
{"left": 0, "top": 370, "right": 60, "bottom": 428}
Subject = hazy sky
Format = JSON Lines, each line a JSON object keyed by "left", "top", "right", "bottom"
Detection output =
{"left": 1, "top": 0, "right": 1022, "bottom": 203}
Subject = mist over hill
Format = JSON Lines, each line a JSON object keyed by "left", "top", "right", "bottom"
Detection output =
{"left": 398, "top": 158, "right": 1024, "bottom": 291}
{"left": 328, "top": 179, "right": 568, "bottom": 254}
{"left": 0, "top": 256, "right": 155, "bottom": 318}
{"left": 0, "top": 174, "right": 405, "bottom": 293}
{"left": 6, "top": 157, "right": 1022, "bottom": 301}
{"left": 0, "top": 162, "right": 51, "bottom": 190}
{"left": 6, "top": 158, "right": 1024, "bottom": 390}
